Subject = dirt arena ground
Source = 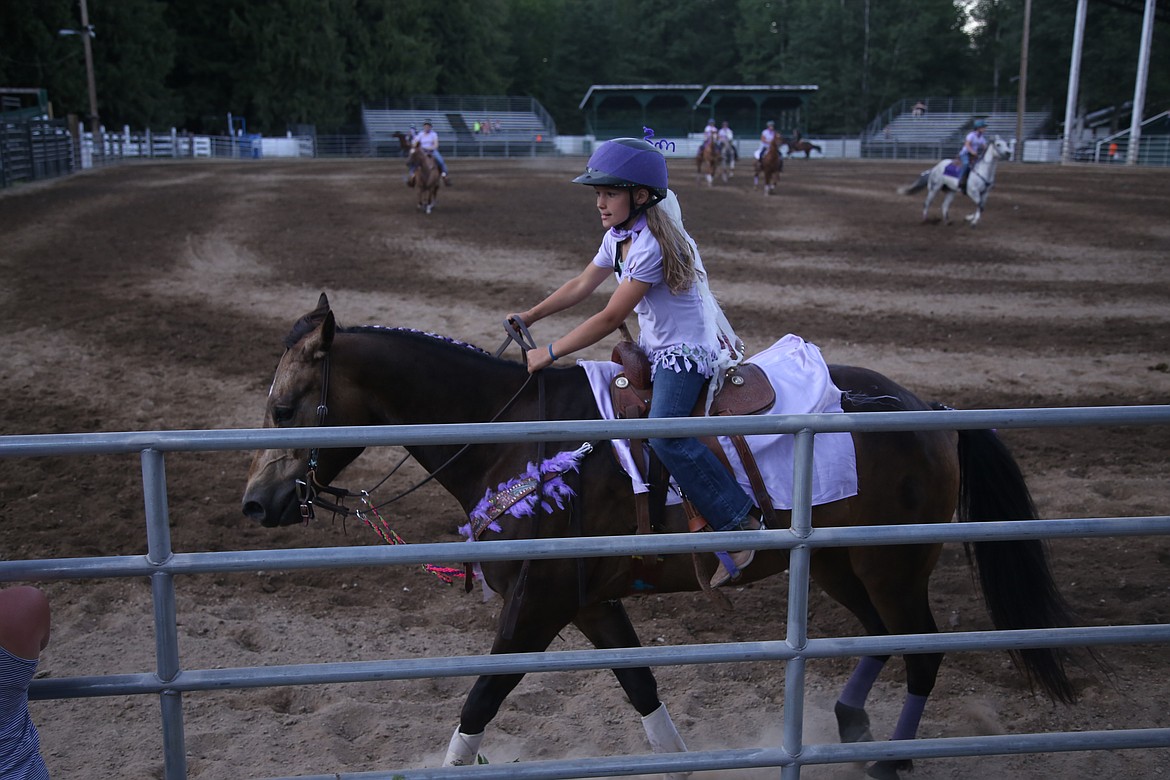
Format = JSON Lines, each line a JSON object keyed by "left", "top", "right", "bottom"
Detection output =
{"left": 1, "top": 155, "right": 1168, "bottom": 780}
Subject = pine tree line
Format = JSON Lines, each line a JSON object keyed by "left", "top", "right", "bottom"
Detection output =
{"left": 2, "top": 0, "right": 1165, "bottom": 136}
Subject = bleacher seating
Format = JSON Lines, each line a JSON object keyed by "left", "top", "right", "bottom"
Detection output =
{"left": 362, "top": 103, "right": 555, "bottom": 157}
{"left": 871, "top": 110, "right": 1051, "bottom": 145}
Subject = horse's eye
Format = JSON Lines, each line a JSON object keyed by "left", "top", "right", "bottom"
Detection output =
{"left": 271, "top": 405, "right": 295, "bottom": 425}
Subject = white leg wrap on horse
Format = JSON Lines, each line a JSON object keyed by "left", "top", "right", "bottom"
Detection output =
{"left": 642, "top": 704, "right": 691, "bottom": 779}
{"left": 642, "top": 702, "right": 687, "bottom": 753}
{"left": 442, "top": 727, "right": 485, "bottom": 766}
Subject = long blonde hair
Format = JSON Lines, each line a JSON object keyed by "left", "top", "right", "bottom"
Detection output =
{"left": 641, "top": 195, "right": 698, "bottom": 294}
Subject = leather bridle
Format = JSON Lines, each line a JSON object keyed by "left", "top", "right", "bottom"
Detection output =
{"left": 293, "top": 318, "right": 545, "bottom": 522}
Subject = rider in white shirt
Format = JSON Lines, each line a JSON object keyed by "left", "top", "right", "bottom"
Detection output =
{"left": 409, "top": 121, "right": 450, "bottom": 186}
{"left": 957, "top": 119, "right": 988, "bottom": 192}
{"left": 718, "top": 121, "right": 736, "bottom": 167}
{"left": 696, "top": 118, "right": 719, "bottom": 162}
{"left": 755, "top": 120, "right": 777, "bottom": 160}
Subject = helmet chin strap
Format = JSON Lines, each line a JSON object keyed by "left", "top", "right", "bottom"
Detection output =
{"left": 620, "top": 188, "right": 663, "bottom": 228}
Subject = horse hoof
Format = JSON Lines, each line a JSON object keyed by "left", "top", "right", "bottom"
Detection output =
{"left": 866, "top": 759, "right": 912, "bottom": 780}
{"left": 834, "top": 702, "right": 874, "bottom": 744}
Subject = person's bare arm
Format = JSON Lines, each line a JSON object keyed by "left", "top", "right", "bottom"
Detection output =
{"left": 511, "top": 262, "right": 612, "bottom": 328}
{"left": 526, "top": 277, "right": 649, "bottom": 372}
{"left": 0, "top": 586, "right": 51, "bottom": 659}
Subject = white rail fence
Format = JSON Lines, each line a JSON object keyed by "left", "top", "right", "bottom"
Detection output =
{"left": 2, "top": 406, "right": 1169, "bottom": 779}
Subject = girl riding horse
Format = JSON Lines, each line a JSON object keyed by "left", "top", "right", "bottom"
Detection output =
{"left": 508, "top": 137, "right": 760, "bottom": 586}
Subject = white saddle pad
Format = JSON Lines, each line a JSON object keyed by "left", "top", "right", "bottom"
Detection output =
{"left": 580, "top": 334, "right": 858, "bottom": 510}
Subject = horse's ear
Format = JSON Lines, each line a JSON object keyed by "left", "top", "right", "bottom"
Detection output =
{"left": 283, "top": 294, "right": 334, "bottom": 349}
{"left": 303, "top": 310, "right": 335, "bottom": 361}
{"left": 313, "top": 292, "right": 330, "bottom": 318}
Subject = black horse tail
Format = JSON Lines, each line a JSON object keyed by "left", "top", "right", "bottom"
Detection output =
{"left": 897, "top": 171, "right": 930, "bottom": 195}
{"left": 956, "top": 427, "right": 1080, "bottom": 704}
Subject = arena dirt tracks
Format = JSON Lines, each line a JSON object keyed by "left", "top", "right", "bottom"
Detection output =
{"left": 1, "top": 157, "right": 1168, "bottom": 778}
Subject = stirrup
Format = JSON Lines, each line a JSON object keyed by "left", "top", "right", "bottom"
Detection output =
{"left": 708, "top": 515, "right": 764, "bottom": 588}
{"left": 710, "top": 549, "right": 754, "bottom": 588}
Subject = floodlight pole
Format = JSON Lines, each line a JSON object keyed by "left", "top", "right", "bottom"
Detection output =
{"left": 1126, "top": 0, "right": 1157, "bottom": 165}
{"left": 1014, "top": 0, "right": 1031, "bottom": 163}
{"left": 60, "top": 0, "right": 101, "bottom": 163}
{"left": 1060, "top": 0, "right": 1088, "bottom": 164}
{"left": 78, "top": 0, "right": 99, "bottom": 136}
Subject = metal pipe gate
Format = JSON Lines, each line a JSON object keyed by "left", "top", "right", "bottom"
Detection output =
{"left": 2, "top": 406, "right": 1169, "bottom": 779}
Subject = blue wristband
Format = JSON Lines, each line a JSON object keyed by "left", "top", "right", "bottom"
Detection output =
{"left": 547, "top": 343, "right": 557, "bottom": 362}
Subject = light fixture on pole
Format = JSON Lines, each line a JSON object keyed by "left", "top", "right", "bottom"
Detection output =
{"left": 59, "top": 0, "right": 101, "bottom": 161}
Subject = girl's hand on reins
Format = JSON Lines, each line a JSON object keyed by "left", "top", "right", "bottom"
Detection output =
{"left": 526, "top": 345, "right": 554, "bottom": 374}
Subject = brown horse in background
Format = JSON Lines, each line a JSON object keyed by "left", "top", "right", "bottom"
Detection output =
{"left": 393, "top": 132, "right": 413, "bottom": 157}
{"left": 789, "top": 131, "right": 822, "bottom": 158}
{"left": 696, "top": 137, "right": 720, "bottom": 186}
{"left": 754, "top": 133, "right": 784, "bottom": 195}
{"left": 408, "top": 145, "right": 440, "bottom": 215}
{"left": 241, "top": 293, "right": 1087, "bottom": 780}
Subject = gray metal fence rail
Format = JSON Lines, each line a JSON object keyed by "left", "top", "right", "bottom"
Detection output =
{"left": 3, "top": 406, "right": 1170, "bottom": 779}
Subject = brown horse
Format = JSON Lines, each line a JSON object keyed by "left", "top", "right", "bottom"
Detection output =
{"left": 242, "top": 294, "right": 1084, "bottom": 780}
{"left": 789, "top": 131, "right": 822, "bottom": 158}
{"left": 408, "top": 144, "right": 440, "bottom": 215}
{"left": 695, "top": 137, "right": 720, "bottom": 186}
{"left": 754, "top": 134, "right": 784, "bottom": 195}
{"left": 393, "top": 132, "right": 412, "bottom": 157}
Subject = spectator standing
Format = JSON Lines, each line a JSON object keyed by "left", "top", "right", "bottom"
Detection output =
{"left": 0, "top": 586, "right": 51, "bottom": 780}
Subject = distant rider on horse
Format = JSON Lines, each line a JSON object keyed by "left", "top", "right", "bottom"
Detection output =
{"left": 718, "top": 120, "right": 737, "bottom": 165}
{"left": 695, "top": 118, "right": 719, "bottom": 162}
{"left": 957, "top": 119, "right": 988, "bottom": 193}
{"left": 408, "top": 121, "right": 451, "bottom": 187}
{"left": 755, "top": 120, "right": 779, "bottom": 160}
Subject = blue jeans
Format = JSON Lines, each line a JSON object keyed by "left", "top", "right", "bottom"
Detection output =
{"left": 958, "top": 150, "right": 970, "bottom": 180}
{"left": 648, "top": 364, "right": 754, "bottom": 531}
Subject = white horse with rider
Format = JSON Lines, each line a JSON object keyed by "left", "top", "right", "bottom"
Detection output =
{"left": 898, "top": 130, "right": 1012, "bottom": 226}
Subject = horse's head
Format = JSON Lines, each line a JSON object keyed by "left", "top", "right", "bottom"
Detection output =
{"left": 990, "top": 136, "right": 1012, "bottom": 161}
{"left": 241, "top": 293, "right": 366, "bottom": 527}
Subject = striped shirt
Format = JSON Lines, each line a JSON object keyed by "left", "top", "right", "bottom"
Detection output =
{"left": 0, "top": 645, "right": 48, "bottom": 779}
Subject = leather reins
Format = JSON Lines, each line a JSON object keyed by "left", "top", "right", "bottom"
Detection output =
{"left": 295, "top": 318, "right": 545, "bottom": 522}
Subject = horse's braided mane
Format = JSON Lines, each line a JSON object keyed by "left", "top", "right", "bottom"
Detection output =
{"left": 282, "top": 310, "right": 493, "bottom": 357}
{"left": 342, "top": 325, "right": 492, "bottom": 356}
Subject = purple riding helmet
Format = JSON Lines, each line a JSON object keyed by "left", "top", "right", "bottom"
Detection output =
{"left": 572, "top": 138, "right": 669, "bottom": 211}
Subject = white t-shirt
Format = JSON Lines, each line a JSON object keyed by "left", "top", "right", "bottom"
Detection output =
{"left": 591, "top": 221, "right": 720, "bottom": 377}
{"left": 417, "top": 130, "right": 439, "bottom": 151}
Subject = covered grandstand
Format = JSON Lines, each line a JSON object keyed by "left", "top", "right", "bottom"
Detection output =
{"left": 361, "top": 95, "right": 557, "bottom": 157}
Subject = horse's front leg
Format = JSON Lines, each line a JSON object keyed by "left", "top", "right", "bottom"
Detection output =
{"left": 443, "top": 566, "right": 578, "bottom": 766}
{"left": 920, "top": 187, "right": 938, "bottom": 222}
{"left": 574, "top": 599, "right": 691, "bottom": 780}
{"left": 965, "top": 190, "right": 984, "bottom": 226}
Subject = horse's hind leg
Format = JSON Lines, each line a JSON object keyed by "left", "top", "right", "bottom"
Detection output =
{"left": 574, "top": 600, "right": 690, "bottom": 769}
{"left": 814, "top": 547, "right": 944, "bottom": 780}
{"left": 812, "top": 549, "right": 892, "bottom": 742}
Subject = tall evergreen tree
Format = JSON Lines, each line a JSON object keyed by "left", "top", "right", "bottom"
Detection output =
{"left": 90, "top": 0, "right": 179, "bottom": 128}
{"left": 0, "top": 0, "right": 97, "bottom": 119}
